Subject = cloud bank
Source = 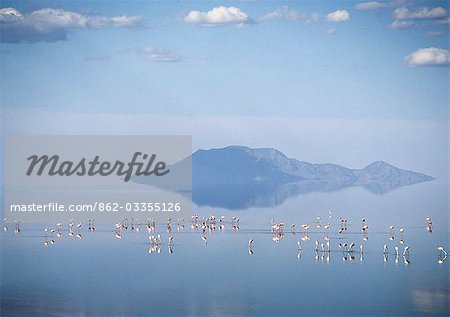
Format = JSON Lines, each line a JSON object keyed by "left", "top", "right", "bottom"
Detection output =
{"left": 0, "top": 7, "right": 142, "bottom": 43}
{"left": 404, "top": 47, "right": 450, "bottom": 67}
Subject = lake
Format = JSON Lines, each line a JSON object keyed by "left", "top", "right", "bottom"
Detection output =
{"left": 1, "top": 179, "right": 448, "bottom": 316}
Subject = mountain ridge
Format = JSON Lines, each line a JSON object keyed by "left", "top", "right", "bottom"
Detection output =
{"left": 133, "top": 145, "right": 436, "bottom": 209}
{"left": 192, "top": 146, "right": 435, "bottom": 187}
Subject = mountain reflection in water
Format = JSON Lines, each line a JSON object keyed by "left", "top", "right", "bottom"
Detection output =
{"left": 193, "top": 179, "right": 424, "bottom": 209}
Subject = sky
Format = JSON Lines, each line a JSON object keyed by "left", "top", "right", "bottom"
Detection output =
{"left": 0, "top": 0, "right": 449, "bottom": 175}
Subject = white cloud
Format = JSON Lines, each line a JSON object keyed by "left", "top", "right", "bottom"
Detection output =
{"left": 184, "top": 6, "right": 252, "bottom": 27}
{"left": 390, "top": 20, "right": 414, "bottom": 29}
{"left": 394, "top": 6, "right": 448, "bottom": 20}
{"left": 326, "top": 10, "right": 350, "bottom": 22}
{"left": 325, "top": 28, "right": 337, "bottom": 34}
{"left": 133, "top": 47, "right": 182, "bottom": 62}
{"left": 355, "top": 2, "right": 387, "bottom": 10}
{"left": 0, "top": 7, "right": 23, "bottom": 21}
{"left": 0, "top": 7, "right": 142, "bottom": 42}
{"left": 260, "top": 6, "right": 302, "bottom": 22}
{"left": 404, "top": 47, "right": 450, "bottom": 66}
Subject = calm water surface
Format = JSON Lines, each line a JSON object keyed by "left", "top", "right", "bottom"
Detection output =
{"left": 1, "top": 180, "right": 448, "bottom": 316}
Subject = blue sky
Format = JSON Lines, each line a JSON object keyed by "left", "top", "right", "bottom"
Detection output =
{"left": 1, "top": 1, "right": 448, "bottom": 120}
{"left": 0, "top": 1, "right": 449, "bottom": 175}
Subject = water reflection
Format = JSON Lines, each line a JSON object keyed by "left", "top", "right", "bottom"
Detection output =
{"left": 1, "top": 181, "right": 448, "bottom": 317}
{"left": 1, "top": 217, "right": 448, "bottom": 317}
{"left": 193, "top": 179, "right": 433, "bottom": 209}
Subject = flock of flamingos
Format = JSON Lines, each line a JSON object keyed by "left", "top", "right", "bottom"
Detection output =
{"left": 2, "top": 212, "right": 448, "bottom": 264}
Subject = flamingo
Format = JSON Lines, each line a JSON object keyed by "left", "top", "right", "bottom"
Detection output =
{"left": 437, "top": 246, "right": 447, "bottom": 264}
{"left": 437, "top": 246, "right": 447, "bottom": 257}
{"left": 348, "top": 243, "right": 355, "bottom": 252}
{"left": 426, "top": 218, "right": 433, "bottom": 232}
{"left": 389, "top": 225, "right": 394, "bottom": 236}
{"left": 2, "top": 218, "right": 8, "bottom": 231}
{"left": 399, "top": 228, "right": 404, "bottom": 241}
{"left": 403, "top": 246, "right": 410, "bottom": 257}
{"left": 55, "top": 223, "right": 62, "bottom": 236}
{"left": 156, "top": 234, "right": 161, "bottom": 245}
{"left": 14, "top": 220, "right": 20, "bottom": 234}
{"left": 301, "top": 224, "right": 310, "bottom": 234}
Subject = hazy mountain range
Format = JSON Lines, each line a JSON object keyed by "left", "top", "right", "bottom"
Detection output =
{"left": 136, "top": 145, "right": 435, "bottom": 209}
{"left": 190, "top": 146, "right": 434, "bottom": 208}
{"left": 193, "top": 146, "right": 434, "bottom": 186}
